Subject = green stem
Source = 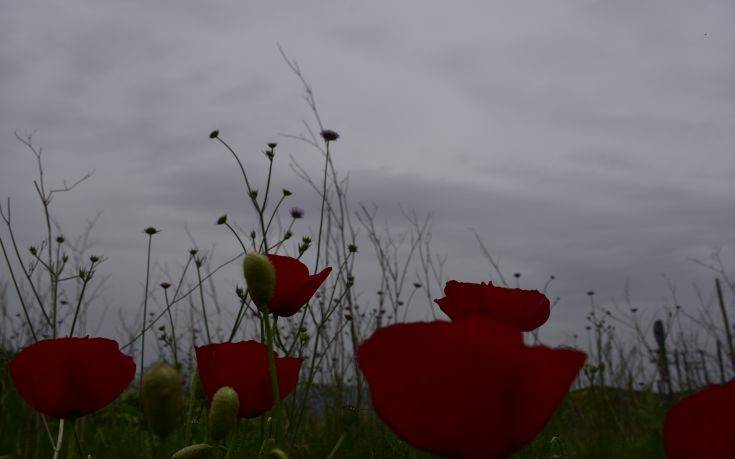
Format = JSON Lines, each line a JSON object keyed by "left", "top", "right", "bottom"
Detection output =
{"left": 195, "top": 260, "right": 212, "bottom": 343}
{"left": 262, "top": 311, "right": 283, "bottom": 443}
{"left": 313, "top": 141, "right": 330, "bottom": 273}
{"left": 326, "top": 432, "right": 347, "bottom": 459}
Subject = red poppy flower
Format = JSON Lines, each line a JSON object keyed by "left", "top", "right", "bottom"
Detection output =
{"left": 435, "top": 280, "right": 550, "bottom": 331}
{"left": 10, "top": 337, "right": 135, "bottom": 419}
{"left": 357, "top": 318, "right": 585, "bottom": 458}
{"left": 262, "top": 254, "right": 331, "bottom": 317}
{"left": 664, "top": 378, "right": 735, "bottom": 459}
{"left": 195, "top": 341, "right": 302, "bottom": 418}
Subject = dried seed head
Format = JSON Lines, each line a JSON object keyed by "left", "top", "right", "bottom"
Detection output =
{"left": 320, "top": 129, "right": 340, "bottom": 142}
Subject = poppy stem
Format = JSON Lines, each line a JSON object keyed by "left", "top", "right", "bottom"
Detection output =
{"left": 51, "top": 419, "right": 64, "bottom": 459}
{"left": 325, "top": 432, "right": 347, "bottom": 459}
{"left": 72, "top": 418, "right": 85, "bottom": 459}
{"left": 261, "top": 310, "right": 284, "bottom": 443}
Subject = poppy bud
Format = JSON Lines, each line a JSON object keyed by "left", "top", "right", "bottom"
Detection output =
{"left": 208, "top": 386, "right": 239, "bottom": 442}
{"left": 267, "top": 142, "right": 277, "bottom": 149}
{"left": 282, "top": 189, "right": 292, "bottom": 196}
{"left": 160, "top": 282, "right": 171, "bottom": 290}
{"left": 243, "top": 253, "right": 276, "bottom": 307}
{"left": 209, "top": 130, "right": 219, "bottom": 139}
{"left": 29, "top": 246, "right": 37, "bottom": 256}
{"left": 216, "top": 215, "right": 227, "bottom": 225}
{"left": 171, "top": 444, "right": 214, "bottom": 459}
{"left": 56, "top": 236, "right": 65, "bottom": 244}
{"left": 267, "top": 449, "right": 289, "bottom": 459}
{"left": 89, "top": 255, "right": 100, "bottom": 263}
{"left": 141, "top": 363, "right": 183, "bottom": 438}
{"left": 348, "top": 244, "right": 358, "bottom": 253}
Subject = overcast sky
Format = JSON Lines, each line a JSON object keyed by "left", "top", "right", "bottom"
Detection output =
{"left": 1, "top": 0, "right": 734, "bottom": 347}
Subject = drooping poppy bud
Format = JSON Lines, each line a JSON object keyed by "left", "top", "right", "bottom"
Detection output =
{"left": 171, "top": 444, "right": 214, "bottom": 459}
{"left": 141, "top": 363, "right": 183, "bottom": 438}
{"left": 243, "top": 253, "right": 276, "bottom": 308}
{"left": 208, "top": 386, "right": 239, "bottom": 442}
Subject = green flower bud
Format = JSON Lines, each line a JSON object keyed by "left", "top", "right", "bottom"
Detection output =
{"left": 243, "top": 253, "right": 275, "bottom": 307}
{"left": 216, "top": 215, "right": 227, "bottom": 225}
{"left": 171, "top": 444, "right": 214, "bottom": 459}
{"left": 141, "top": 363, "right": 184, "bottom": 438}
{"left": 208, "top": 386, "right": 239, "bottom": 442}
{"left": 267, "top": 449, "right": 289, "bottom": 459}
{"left": 209, "top": 130, "right": 219, "bottom": 139}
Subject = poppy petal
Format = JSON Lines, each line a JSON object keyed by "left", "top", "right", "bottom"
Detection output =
{"left": 196, "top": 341, "right": 302, "bottom": 418}
{"left": 265, "top": 254, "right": 331, "bottom": 317}
{"left": 11, "top": 337, "right": 135, "bottom": 419}
{"left": 436, "top": 280, "right": 550, "bottom": 331}
{"left": 358, "top": 318, "right": 584, "bottom": 458}
{"left": 664, "top": 378, "right": 735, "bottom": 459}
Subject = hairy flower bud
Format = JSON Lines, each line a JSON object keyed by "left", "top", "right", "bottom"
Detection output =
{"left": 141, "top": 363, "right": 184, "bottom": 438}
{"left": 243, "top": 253, "right": 276, "bottom": 307}
{"left": 209, "top": 130, "right": 219, "bottom": 139}
{"left": 171, "top": 444, "right": 214, "bottom": 459}
{"left": 208, "top": 386, "right": 239, "bottom": 441}
{"left": 216, "top": 215, "right": 227, "bottom": 225}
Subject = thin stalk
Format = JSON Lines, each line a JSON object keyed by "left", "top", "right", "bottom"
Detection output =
{"left": 716, "top": 278, "right": 735, "bottom": 371}
{"left": 326, "top": 432, "right": 347, "bottom": 459}
{"left": 313, "top": 141, "right": 330, "bottom": 273}
{"left": 51, "top": 419, "right": 64, "bottom": 459}
{"left": 0, "top": 237, "right": 37, "bottom": 342}
{"left": 68, "top": 262, "right": 95, "bottom": 337}
{"left": 163, "top": 288, "right": 179, "bottom": 366}
{"left": 262, "top": 311, "right": 283, "bottom": 443}
{"left": 139, "top": 233, "right": 154, "bottom": 393}
{"left": 195, "top": 259, "right": 212, "bottom": 343}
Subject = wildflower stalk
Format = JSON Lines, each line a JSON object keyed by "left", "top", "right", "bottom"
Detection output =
{"left": 715, "top": 278, "right": 735, "bottom": 371}
{"left": 313, "top": 141, "right": 330, "bottom": 273}
{"left": 139, "top": 229, "right": 157, "bottom": 393}
{"left": 0, "top": 237, "right": 37, "bottom": 342}
{"left": 195, "top": 257, "right": 212, "bottom": 343}
{"left": 162, "top": 287, "right": 179, "bottom": 367}
{"left": 68, "top": 260, "right": 96, "bottom": 337}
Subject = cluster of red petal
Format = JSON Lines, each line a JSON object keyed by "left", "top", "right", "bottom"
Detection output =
{"left": 358, "top": 318, "right": 585, "bottom": 458}
{"left": 195, "top": 340, "right": 302, "bottom": 418}
{"left": 435, "top": 280, "right": 550, "bottom": 331}
{"left": 664, "top": 378, "right": 735, "bottom": 459}
{"left": 11, "top": 337, "right": 135, "bottom": 419}
{"left": 262, "top": 254, "right": 332, "bottom": 317}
